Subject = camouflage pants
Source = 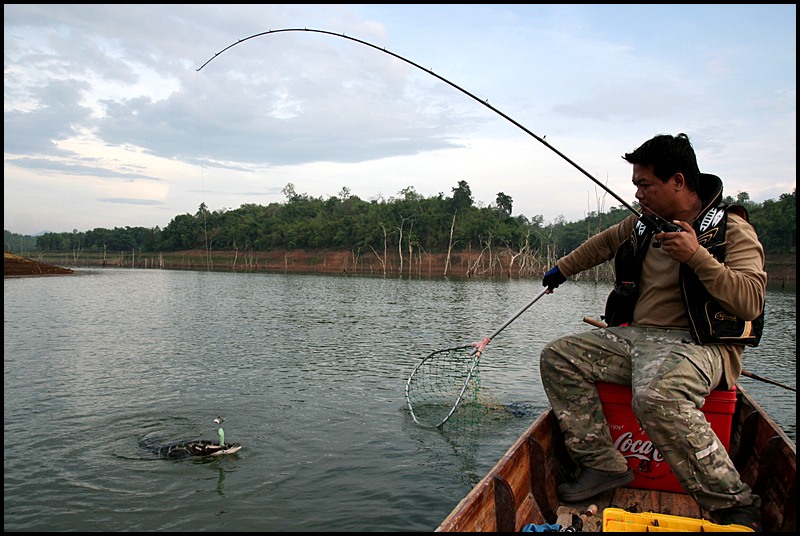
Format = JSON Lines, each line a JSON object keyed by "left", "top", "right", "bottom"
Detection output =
{"left": 540, "top": 325, "right": 759, "bottom": 511}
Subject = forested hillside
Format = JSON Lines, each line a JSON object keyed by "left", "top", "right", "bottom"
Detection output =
{"left": 4, "top": 183, "right": 795, "bottom": 280}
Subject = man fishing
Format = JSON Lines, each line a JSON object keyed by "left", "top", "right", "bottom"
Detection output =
{"left": 539, "top": 133, "right": 766, "bottom": 531}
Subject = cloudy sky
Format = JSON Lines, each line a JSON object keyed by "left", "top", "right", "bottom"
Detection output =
{"left": 4, "top": 4, "right": 796, "bottom": 236}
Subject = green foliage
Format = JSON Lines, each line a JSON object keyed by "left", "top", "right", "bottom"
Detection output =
{"left": 5, "top": 186, "right": 795, "bottom": 260}
{"left": 748, "top": 190, "right": 796, "bottom": 254}
{"left": 3, "top": 230, "right": 37, "bottom": 254}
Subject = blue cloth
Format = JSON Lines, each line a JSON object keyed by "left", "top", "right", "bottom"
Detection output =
{"left": 521, "top": 522, "right": 561, "bottom": 532}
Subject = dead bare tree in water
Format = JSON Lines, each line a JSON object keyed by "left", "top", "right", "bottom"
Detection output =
{"left": 443, "top": 212, "right": 458, "bottom": 276}
{"left": 369, "top": 223, "right": 389, "bottom": 276}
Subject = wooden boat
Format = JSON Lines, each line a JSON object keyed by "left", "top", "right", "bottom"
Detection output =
{"left": 437, "top": 386, "right": 796, "bottom": 532}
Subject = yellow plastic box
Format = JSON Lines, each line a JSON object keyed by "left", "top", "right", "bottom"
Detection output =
{"left": 602, "top": 507, "right": 754, "bottom": 532}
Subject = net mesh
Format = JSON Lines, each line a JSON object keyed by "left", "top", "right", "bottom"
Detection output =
{"left": 406, "top": 345, "right": 514, "bottom": 432}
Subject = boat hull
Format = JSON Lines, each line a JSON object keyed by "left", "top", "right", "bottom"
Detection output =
{"left": 436, "top": 387, "right": 796, "bottom": 532}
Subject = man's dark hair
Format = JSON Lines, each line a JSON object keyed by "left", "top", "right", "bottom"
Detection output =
{"left": 623, "top": 133, "right": 700, "bottom": 192}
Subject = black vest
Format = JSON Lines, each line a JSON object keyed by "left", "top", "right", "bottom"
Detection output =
{"left": 604, "top": 203, "right": 764, "bottom": 346}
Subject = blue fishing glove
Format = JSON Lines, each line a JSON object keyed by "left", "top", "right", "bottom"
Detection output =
{"left": 542, "top": 266, "right": 566, "bottom": 290}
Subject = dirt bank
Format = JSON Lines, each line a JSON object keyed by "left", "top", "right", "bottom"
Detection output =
{"left": 4, "top": 251, "right": 74, "bottom": 276}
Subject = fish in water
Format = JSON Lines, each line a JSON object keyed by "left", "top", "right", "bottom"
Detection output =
{"left": 141, "top": 415, "right": 242, "bottom": 459}
{"left": 146, "top": 439, "right": 242, "bottom": 459}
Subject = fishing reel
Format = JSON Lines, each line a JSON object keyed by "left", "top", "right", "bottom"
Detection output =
{"left": 638, "top": 214, "right": 683, "bottom": 248}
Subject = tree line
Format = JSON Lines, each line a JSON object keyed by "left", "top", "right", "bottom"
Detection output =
{"left": 4, "top": 182, "right": 796, "bottom": 272}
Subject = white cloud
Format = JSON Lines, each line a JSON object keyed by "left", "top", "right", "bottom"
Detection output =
{"left": 4, "top": 4, "right": 796, "bottom": 235}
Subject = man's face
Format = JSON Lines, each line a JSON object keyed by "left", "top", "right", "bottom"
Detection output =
{"left": 632, "top": 163, "right": 678, "bottom": 220}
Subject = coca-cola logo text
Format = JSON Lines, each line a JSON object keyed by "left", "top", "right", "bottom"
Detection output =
{"left": 613, "top": 431, "right": 665, "bottom": 463}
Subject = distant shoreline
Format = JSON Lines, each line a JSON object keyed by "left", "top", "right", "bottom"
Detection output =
{"left": 6, "top": 249, "right": 796, "bottom": 289}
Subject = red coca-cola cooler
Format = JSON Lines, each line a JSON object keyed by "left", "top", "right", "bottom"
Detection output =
{"left": 596, "top": 382, "right": 737, "bottom": 494}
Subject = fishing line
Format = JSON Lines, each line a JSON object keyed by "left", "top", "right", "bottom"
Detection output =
{"left": 196, "top": 27, "right": 677, "bottom": 233}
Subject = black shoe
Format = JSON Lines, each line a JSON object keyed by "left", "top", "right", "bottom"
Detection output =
{"left": 557, "top": 467, "right": 634, "bottom": 502}
{"left": 711, "top": 506, "right": 762, "bottom": 532}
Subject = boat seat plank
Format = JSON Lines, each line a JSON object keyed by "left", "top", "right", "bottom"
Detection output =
{"left": 493, "top": 475, "right": 516, "bottom": 532}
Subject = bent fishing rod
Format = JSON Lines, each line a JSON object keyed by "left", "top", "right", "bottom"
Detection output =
{"left": 196, "top": 27, "right": 677, "bottom": 234}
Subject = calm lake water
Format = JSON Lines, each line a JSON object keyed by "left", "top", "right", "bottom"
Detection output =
{"left": 4, "top": 269, "right": 796, "bottom": 532}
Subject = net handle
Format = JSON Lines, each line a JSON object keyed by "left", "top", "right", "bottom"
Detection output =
{"left": 479, "top": 288, "right": 549, "bottom": 348}
{"left": 443, "top": 288, "right": 548, "bottom": 426}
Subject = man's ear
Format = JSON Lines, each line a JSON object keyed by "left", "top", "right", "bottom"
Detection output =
{"left": 672, "top": 172, "right": 686, "bottom": 191}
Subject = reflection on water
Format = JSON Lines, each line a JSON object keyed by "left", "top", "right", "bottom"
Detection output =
{"left": 4, "top": 269, "right": 795, "bottom": 531}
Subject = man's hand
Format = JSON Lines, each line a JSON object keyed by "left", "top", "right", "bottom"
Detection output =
{"left": 654, "top": 220, "right": 699, "bottom": 262}
{"left": 543, "top": 265, "right": 567, "bottom": 291}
